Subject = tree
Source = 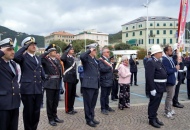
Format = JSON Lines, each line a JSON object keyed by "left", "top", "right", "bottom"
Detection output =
{"left": 114, "top": 43, "right": 130, "bottom": 50}
{"left": 130, "top": 46, "right": 142, "bottom": 50}
{"left": 137, "top": 48, "right": 147, "bottom": 59}
{"left": 50, "top": 40, "right": 67, "bottom": 53}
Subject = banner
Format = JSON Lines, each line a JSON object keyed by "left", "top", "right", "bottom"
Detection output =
{"left": 178, "top": 0, "right": 189, "bottom": 50}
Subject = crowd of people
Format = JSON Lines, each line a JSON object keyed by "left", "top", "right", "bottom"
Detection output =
{"left": 0, "top": 36, "right": 189, "bottom": 129}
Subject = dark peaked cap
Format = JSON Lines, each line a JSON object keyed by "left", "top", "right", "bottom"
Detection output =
{"left": 64, "top": 43, "right": 73, "bottom": 51}
{"left": 45, "top": 44, "right": 56, "bottom": 52}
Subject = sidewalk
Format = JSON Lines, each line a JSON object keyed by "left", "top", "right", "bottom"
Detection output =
{"left": 18, "top": 101, "right": 190, "bottom": 130}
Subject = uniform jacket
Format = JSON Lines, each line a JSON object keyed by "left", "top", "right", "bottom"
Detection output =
{"left": 80, "top": 50, "right": 100, "bottom": 89}
{"left": 14, "top": 47, "right": 45, "bottom": 94}
{"left": 129, "top": 57, "right": 139, "bottom": 73}
{"left": 0, "top": 50, "right": 20, "bottom": 110}
{"left": 41, "top": 53, "right": 62, "bottom": 90}
{"left": 61, "top": 52, "right": 77, "bottom": 83}
{"left": 162, "top": 56, "right": 177, "bottom": 86}
{"left": 145, "top": 57, "right": 167, "bottom": 92}
{"left": 99, "top": 56, "right": 114, "bottom": 87}
{"left": 185, "top": 60, "right": 190, "bottom": 79}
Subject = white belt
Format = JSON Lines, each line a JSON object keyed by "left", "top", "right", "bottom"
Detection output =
{"left": 178, "top": 70, "right": 184, "bottom": 72}
{"left": 154, "top": 79, "right": 167, "bottom": 83}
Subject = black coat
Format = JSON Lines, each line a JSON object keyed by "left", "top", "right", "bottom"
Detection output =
{"left": 145, "top": 57, "right": 167, "bottom": 93}
{"left": 185, "top": 60, "right": 190, "bottom": 79}
{"left": 41, "top": 53, "right": 62, "bottom": 90}
{"left": 80, "top": 50, "right": 100, "bottom": 89}
{"left": 14, "top": 47, "right": 45, "bottom": 94}
{"left": 99, "top": 56, "right": 114, "bottom": 87}
{"left": 0, "top": 51, "right": 20, "bottom": 110}
{"left": 61, "top": 52, "right": 77, "bottom": 83}
{"left": 129, "top": 58, "right": 139, "bottom": 73}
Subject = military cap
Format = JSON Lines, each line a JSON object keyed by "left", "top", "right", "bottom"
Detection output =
{"left": 64, "top": 43, "right": 73, "bottom": 51}
{"left": 0, "top": 38, "right": 14, "bottom": 49}
{"left": 45, "top": 44, "right": 57, "bottom": 52}
{"left": 86, "top": 43, "right": 98, "bottom": 49}
{"left": 148, "top": 51, "right": 151, "bottom": 55}
{"left": 21, "top": 36, "right": 37, "bottom": 47}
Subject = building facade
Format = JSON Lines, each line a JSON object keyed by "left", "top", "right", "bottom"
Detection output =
{"left": 74, "top": 29, "right": 109, "bottom": 48}
{"left": 45, "top": 31, "right": 74, "bottom": 47}
{"left": 122, "top": 16, "right": 178, "bottom": 50}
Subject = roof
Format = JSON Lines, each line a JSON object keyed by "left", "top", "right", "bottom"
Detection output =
{"left": 122, "top": 16, "right": 178, "bottom": 26}
{"left": 46, "top": 31, "right": 74, "bottom": 37}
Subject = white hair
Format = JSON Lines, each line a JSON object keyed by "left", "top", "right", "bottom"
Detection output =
{"left": 121, "top": 55, "right": 128, "bottom": 61}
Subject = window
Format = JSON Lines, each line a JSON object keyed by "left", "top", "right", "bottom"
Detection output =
{"left": 170, "top": 30, "right": 173, "bottom": 34}
{"left": 170, "top": 23, "right": 173, "bottom": 26}
{"left": 139, "top": 25, "right": 141, "bottom": 28}
{"left": 163, "top": 23, "right": 166, "bottom": 26}
{"left": 133, "top": 32, "right": 135, "bottom": 36}
{"left": 133, "top": 26, "right": 135, "bottom": 29}
{"left": 126, "top": 27, "right": 128, "bottom": 30}
{"left": 163, "top": 39, "right": 166, "bottom": 45}
{"left": 170, "top": 39, "right": 173, "bottom": 44}
{"left": 157, "top": 30, "right": 159, "bottom": 34}
{"left": 126, "top": 33, "right": 128, "bottom": 37}
{"left": 157, "top": 23, "right": 160, "bottom": 26}
{"left": 150, "top": 23, "right": 153, "bottom": 26}
{"left": 150, "top": 30, "right": 153, "bottom": 35}
{"left": 142, "top": 39, "right": 143, "bottom": 44}
{"left": 157, "top": 39, "right": 159, "bottom": 44}
{"left": 163, "top": 30, "right": 166, "bottom": 34}
{"left": 140, "top": 31, "right": 142, "bottom": 35}
{"left": 149, "top": 39, "right": 154, "bottom": 44}
{"left": 176, "top": 23, "right": 178, "bottom": 26}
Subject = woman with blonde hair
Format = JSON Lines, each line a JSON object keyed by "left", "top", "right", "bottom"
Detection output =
{"left": 118, "top": 55, "right": 131, "bottom": 110}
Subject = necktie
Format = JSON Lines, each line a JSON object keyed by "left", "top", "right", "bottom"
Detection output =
{"left": 94, "top": 59, "right": 98, "bottom": 64}
{"left": 8, "top": 61, "right": 16, "bottom": 75}
{"left": 33, "top": 56, "right": 37, "bottom": 64}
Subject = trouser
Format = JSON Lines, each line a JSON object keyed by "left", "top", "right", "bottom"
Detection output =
{"left": 100, "top": 87, "right": 111, "bottom": 110}
{"left": 0, "top": 108, "right": 19, "bottom": 130}
{"left": 111, "top": 79, "right": 119, "bottom": 99}
{"left": 80, "top": 77, "right": 83, "bottom": 94}
{"left": 173, "top": 79, "right": 182, "bottom": 105}
{"left": 21, "top": 94, "right": 43, "bottom": 130}
{"left": 187, "top": 79, "right": 190, "bottom": 98}
{"left": 83, "top": 88, "right": 99, "bottom": 123}
{"left": 64, "top": 82, "right": 76, "bottom": 112}
{"left": 148, "top": 92, "right": 163, "bottom": 120}
{"left": 130, "top": 72, "right": 137, "bottom": 84}
{"left": 46, "top": 89, "right": 60, "bottom": 121}
{"left": 182, "top": 72, "right": 186, "bottom": 83}
{"left": 165, "top": 86, "right": 176, "bottom": 113}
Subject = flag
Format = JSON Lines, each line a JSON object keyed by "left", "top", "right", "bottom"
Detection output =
{"left": 13, "top": 38, "right": 18, "bottom": 52}
{"left": 177, "top": 0, "right": 189, "bottom": 50}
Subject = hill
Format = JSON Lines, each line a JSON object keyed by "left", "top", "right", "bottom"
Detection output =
{"left": 0, "top": 26, "right": 45, "bottom": 47}
{"left": 109, "top": 31, "right": 122, "bottom": 44}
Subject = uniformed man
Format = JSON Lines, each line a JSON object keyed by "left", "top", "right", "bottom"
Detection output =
{"left": 80, "top": 43, "right": 100, "bottom": 127}
{"left": 14, "top": 37, "right": 45, "bottom": 130}
{"left": 41, "top": 44, "right": 63, "bottom": 126}
{"left": 61, "top": 44, "right": 78, "bottom": 114}
{"left": 145, "top": 45, "right": 167, "bottom": 128}
{"left": 0, "top": 38, "right": 20, "bottom": 130}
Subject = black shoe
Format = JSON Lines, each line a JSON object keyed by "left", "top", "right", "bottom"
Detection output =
{"left": 107, "top": 107, "right": 115, "bottom": 112}
{"left": 66, "top": 111, "right": 75, "bottom": 115}
{"left": 149, "top": 120, "right": 161, "bottom": 128}
{"left": 156, "top": 118, "right": 164, "bottom": 126}
{"left": 92, "top": 119, "right": 100, "bottom": 124}
{"left": 49, "top": 120, "right": 57, "bottom": 126}
{"left": 173, "top": 103, "right": 184, "bottom": 108}
{"left": 72, "top": 110, "right": 78, "bottom": 114}
{"left": 54, "top": 117, "right": 64, "bottom": 123}
{"left": 134, "top": 84, "right": 138, "bottom": 86}
{"left": 101, "top": 109, "right": 109, "bottom": 115}
{"left": 111, "top": 98, "right": 117, "bottom": 101}
{"left": 86, "top": 121, "right": 96, "bottom": 127}
{"left": 75, "top": 94, "right": 79, "bottom": 97}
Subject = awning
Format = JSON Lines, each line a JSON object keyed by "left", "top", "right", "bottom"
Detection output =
{"left": 127, "top": 39, "right": 137, "bottom": 45}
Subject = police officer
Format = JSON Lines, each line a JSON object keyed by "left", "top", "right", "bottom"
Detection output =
{"left": 145, "top": 45, "right": 167, "bottom": 128}
{"left": 41, "top": 44, "right": 63, "bottom": 126}
{"left": 0, "top": 38, "right": 20, "bottom": 130}
{"left": 14, "top": 37, "right": 45, "bottom": 130}
{"left": 61, "top": 44, "right": 78, "bottom": 114}
{"left": 80, "top": 43, "right": 100, "bottom": 127}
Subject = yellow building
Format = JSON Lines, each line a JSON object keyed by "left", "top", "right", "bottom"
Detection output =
{"left": 45, "top": 31, "right": 74, "bottom": 47}
{"left": 122, "top": 16, "right": 178, "bottom": 50}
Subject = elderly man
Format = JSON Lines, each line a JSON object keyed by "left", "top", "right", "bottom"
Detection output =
{"left": 146, "top": 45, "right": 167, "bottom": 128}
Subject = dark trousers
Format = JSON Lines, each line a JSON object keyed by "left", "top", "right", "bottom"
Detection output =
{"left": 21, "top": 94, "right": 43, "bottom": 130}
{"left": 100, "top": 87, "right": 111, "bottom": 110}
{"left": 0, "top": 108, "right": 19, "bottom": 130}
{"left": 173, "top": 78, "right": 182, "bottom": 104}
{"left": 46, "top": 89, "right": 60, "bottom": 121}
{"left": 111, "top": 79, "right": 119, "bottom": 99}
{"left": 80, "top": 77, "right": 83, "bottom": 94}
{"left": 64, "top": 82, "right": 76, "bottom": 112}
{"left": 83, "top": 88, "right": 99, "bottom": 123}
{"left": 187, "top": 79, "right": 190, "bottom": 98}
{"left": 130, "top": 72, "right": 137, "bottom": 85}
{"left": 148, "top": 92, "right": 163, "bottom": 120}
{"left": 182, "top": 72, "right": 186, "bottom": 83}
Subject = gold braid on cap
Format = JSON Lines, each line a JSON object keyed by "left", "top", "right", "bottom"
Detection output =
{"left": 25, "top": 37, "right": 35, "bottom": 45}
{"left": 9, "top": 38, "right": 13, "bottom": 45}
{"left": 52, "top": 44, "right": 56, "bottom": 47}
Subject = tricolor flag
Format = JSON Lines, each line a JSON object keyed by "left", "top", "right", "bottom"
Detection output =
{"left": 13, "top": 38, "right": 18, "bottom": 52}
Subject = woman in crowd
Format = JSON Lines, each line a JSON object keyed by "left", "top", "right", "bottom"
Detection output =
{"left": 118, "top": 55, "right": 131, "bottom": 110}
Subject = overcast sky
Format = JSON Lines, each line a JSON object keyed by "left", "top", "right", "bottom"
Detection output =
{"left": 0, "top": 0, "right": 189, "bottom": 36}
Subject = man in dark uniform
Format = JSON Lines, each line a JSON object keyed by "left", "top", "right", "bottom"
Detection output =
{"left": 99, "top": 47, "right": 115, "bottom": 115}
{"left": 0, "top": 38, "right": 20, "bottom": 130}
{"left": 80, "top": 43, "right": 100, "bottom": 127}
{"left": 41, "top": 44, "right": 63, "bottom": 126}
{"left": 129, "top": 54, "right": 139, "bottom": 86}
{"left": 145, "top": 45, "right": 167, "bottom": 128}
{"left": 61, "top": 44, "right": 78, "bottom": 114}
{"left": 14, "top": 37, "right": 45, "bottom": 130}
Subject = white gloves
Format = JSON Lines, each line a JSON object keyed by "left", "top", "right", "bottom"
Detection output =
{"left": 150, "top": 89, "right": 156, "bottom": 96}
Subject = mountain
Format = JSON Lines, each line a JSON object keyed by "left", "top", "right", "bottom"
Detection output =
{"left": 109, "top": 31, "right": 122, "bottom": 44}
{"left": 0, "top": 26, "right": 44, "bottom": 47}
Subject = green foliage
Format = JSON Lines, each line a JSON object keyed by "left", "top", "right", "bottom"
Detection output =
{"left": 50, "top": 40, "right": 67, "bottom": 53}
{"left": 130, "top": 46, "right": 142, "bottom": 50}
{"left": 114, "top": 43, "right": 130, "bottom": 50}
{"left": 109, "top": 31, "right": 122, "bottom": 44}
{"left": 0, "top": 26, "right": 44, "bottom": 47}
{"left": 137, "top": 48, "right": 147, "bottom": 59}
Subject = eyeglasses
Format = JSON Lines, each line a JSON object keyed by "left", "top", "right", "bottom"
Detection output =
{"left": 105, "top": 51, "right": 110, "bottom": 53}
